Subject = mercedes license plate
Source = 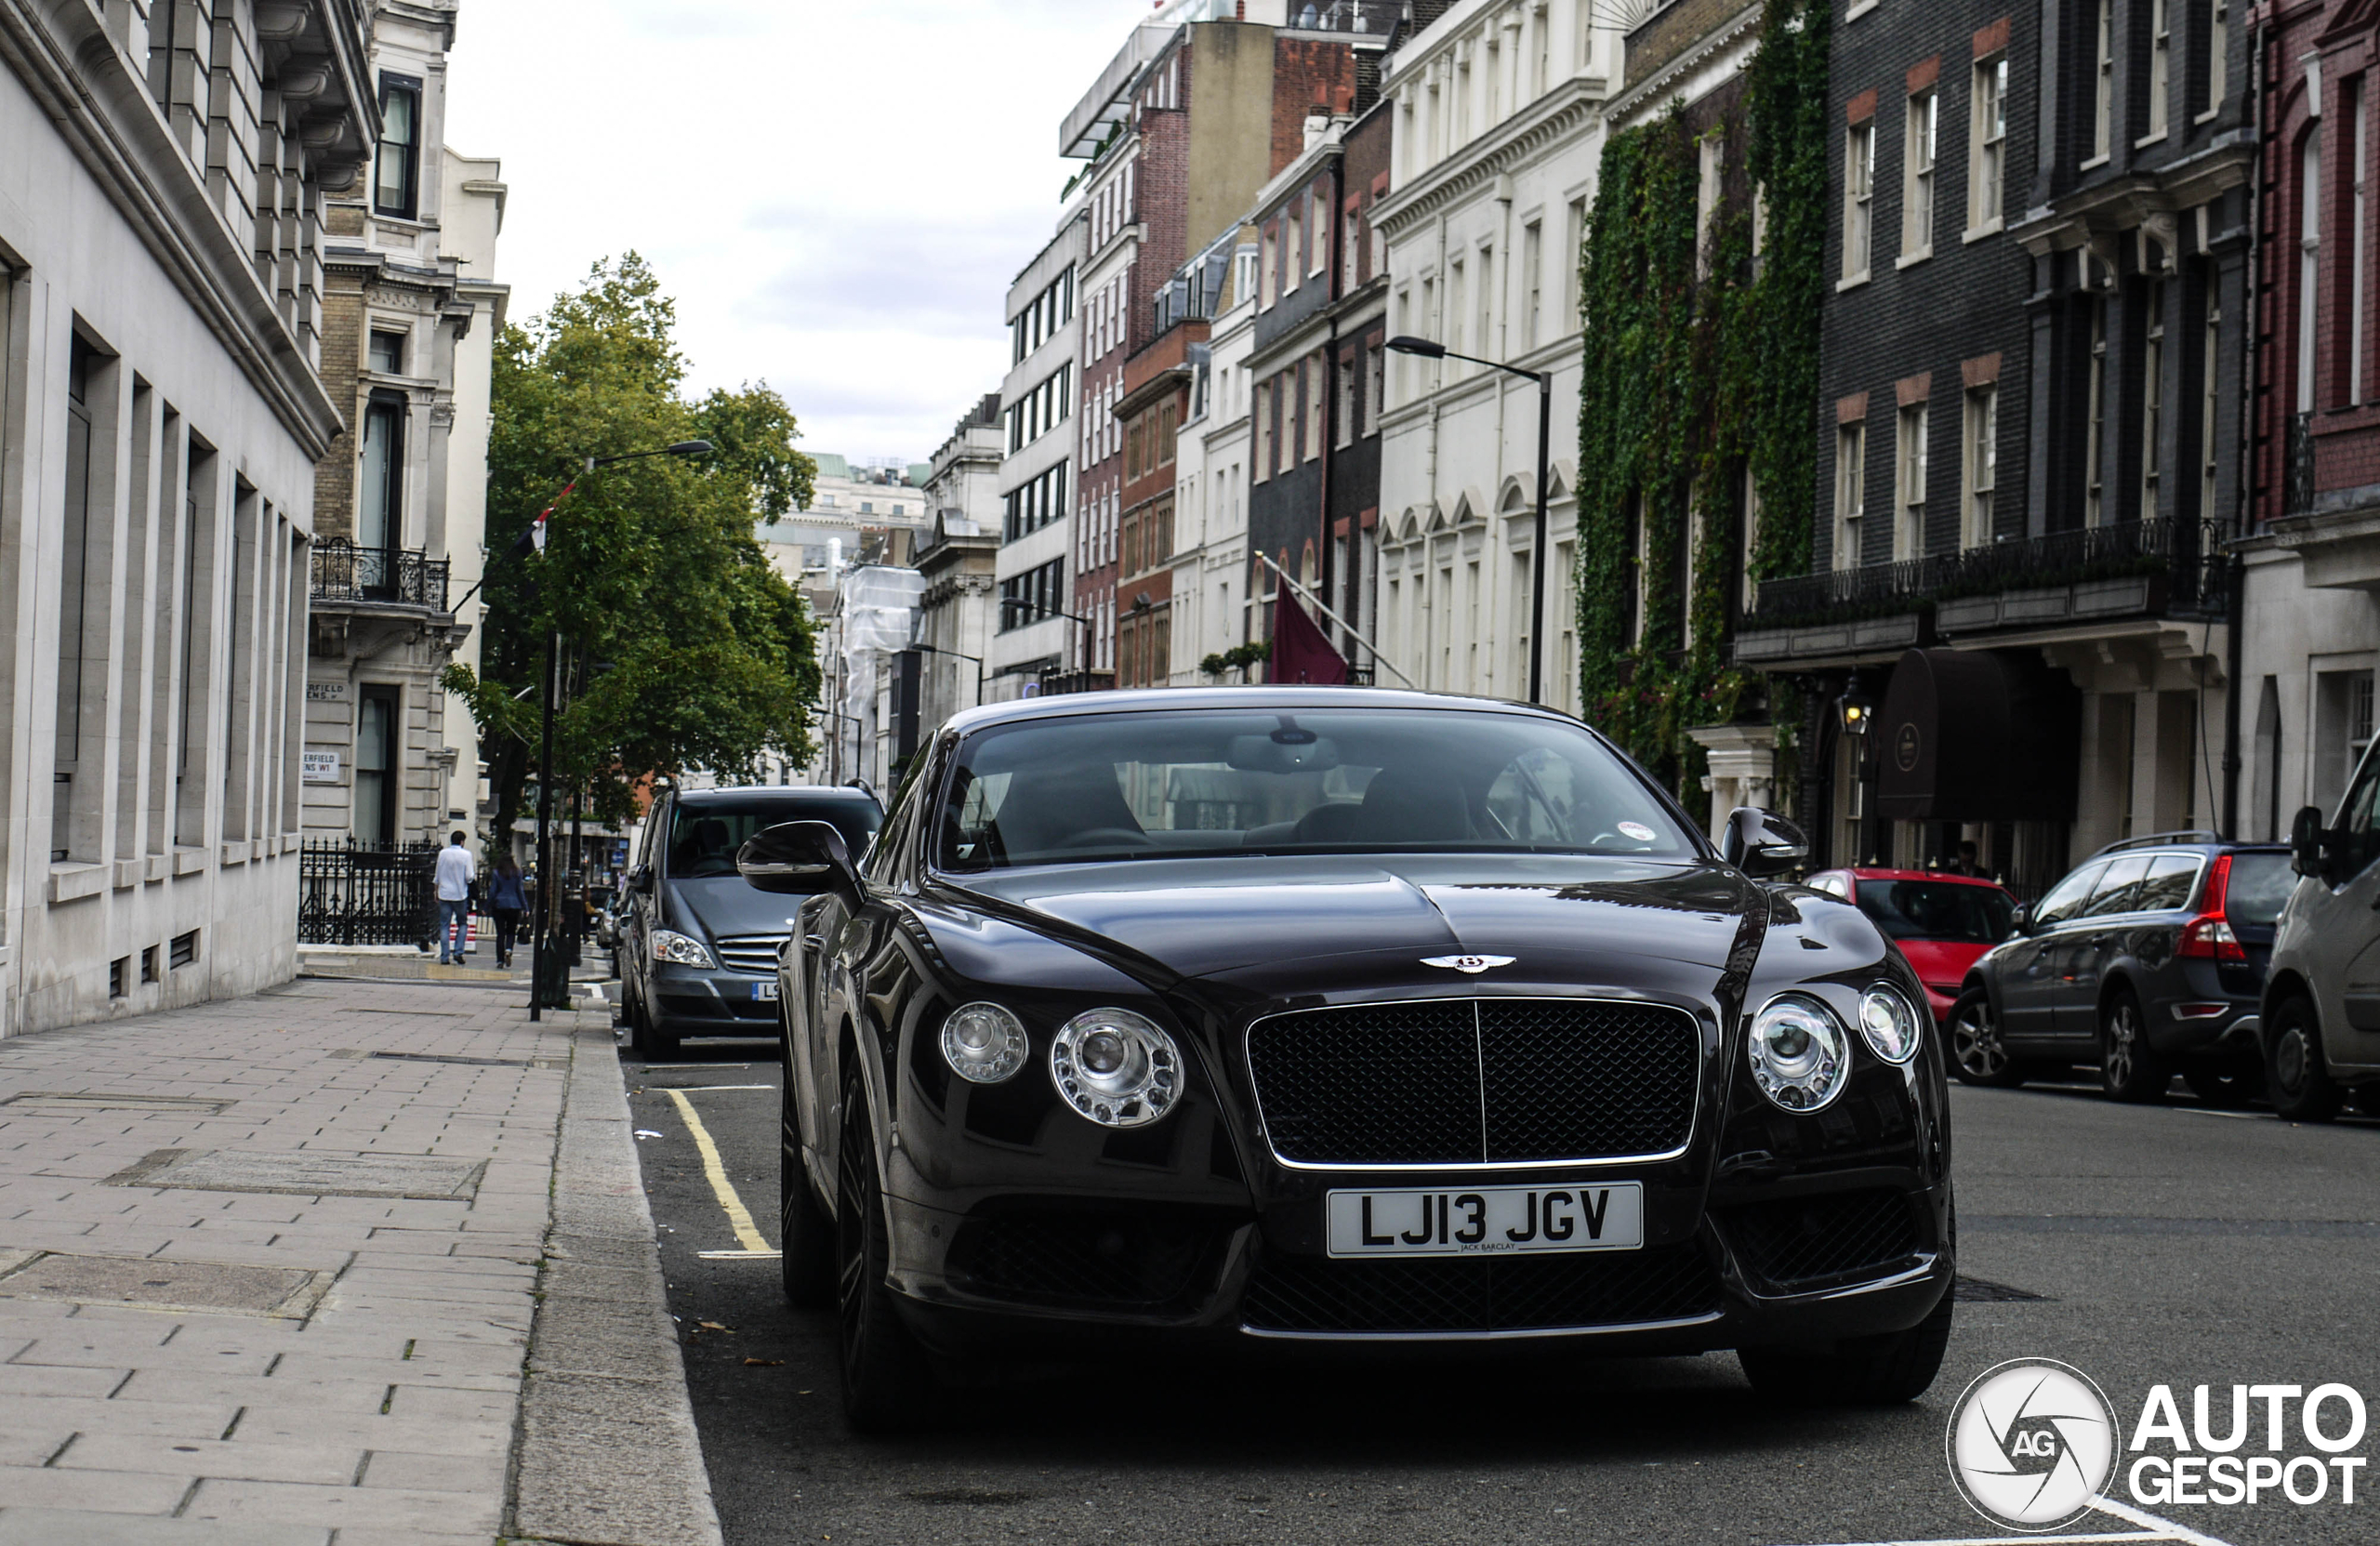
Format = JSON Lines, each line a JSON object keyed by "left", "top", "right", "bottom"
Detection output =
{"left": 1325, "top": 1183, "right": 1642, "bottom": 1258}
{"left": 750, "top": 981, "right": 778, "bottom": 1001}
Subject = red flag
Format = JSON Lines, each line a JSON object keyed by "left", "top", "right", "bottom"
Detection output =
{"left": 511, "top": 479, "right": 576, "bottom": 558}
{"left": 1267, "top": 575, "right": 1347, "bottom": 685}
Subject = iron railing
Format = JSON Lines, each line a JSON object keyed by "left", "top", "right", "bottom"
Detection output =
{"left": 1292, "top": 2, "right": 1400, "bottom": 33}
{"left": 298, "top": 838, "right": 439, "bottom": 946}
{"left": 1745, "top": 517, "right": 2229, "bottom": 630}
{"left": 311, "top": 538, "right": 450, "bottom": 609}
{"left": 2285, "top": 411, "right": 2317, "bottom": 516}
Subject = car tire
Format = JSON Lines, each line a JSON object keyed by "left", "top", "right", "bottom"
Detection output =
{"left": 835, "top": 1069, "right": 932, "bottom": 1433}
{"left": 1739, "top": 1287, "right": 1954, "bottom": 1407}
{"left": 780, "top": 1084, "right": 834, "bottom": 1310}
{"left": 2266, "top": 995, "right": 2345, "bottom": 1124}
{"left": 2098, "top": 991, "right": 2168, "bottom": 1103}
{"left": 2181, "top": 1063, "right": 2263, "bottom": 1109}
{"left": 1945, "top": 990, "right": 2028, "bottom": 1088}
{"left": 629, "top": 986, "right": 679, "bottom": 1062}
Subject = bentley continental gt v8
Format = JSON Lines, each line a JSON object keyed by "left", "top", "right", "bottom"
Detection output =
{"left": 737, "top": 691, "right": 1953, "bottom": 1430}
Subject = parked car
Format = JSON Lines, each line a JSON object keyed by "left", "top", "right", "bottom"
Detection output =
{"left": 1944, "top": 833, "right": 2294, "bottom": 1103}
{"left": 619, "top": 786, "right": 884, "bottom": 1058}
{"left": 1801, "top": 869, "right": 2016, "bottom": 1024}
{"left": 742, "top": 689, "right": 1953, "bottom": 1431}
{"left": 2260, "top": 740, "right": 2380, "bottom": 1121}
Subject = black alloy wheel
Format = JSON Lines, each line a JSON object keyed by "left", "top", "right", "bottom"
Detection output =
{"left": 2266, "top": 996, "right": 2345, "bottom": 1123}
{"left": 2099, "top": 990, "right": 2168, "bottom": 1103}
{"left": 835, "top": 1068, "right": 931, "bottom": 1432}
{"left": 1739, "top": 1286, "right": 1954, "bottom": 1406}
{"left": 2181, "top": 1063, "right": 2264, "bottom": 1109}
{"left": 1946, "top": 990, "right": 2028, "bottom": 1088}
{"left": 779, "top": 1063, "right": 833, "bottom": 1309}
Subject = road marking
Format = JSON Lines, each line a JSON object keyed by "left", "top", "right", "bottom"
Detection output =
{"left": 1779, "top": 1495, "right": 2234, "bottom": 1546}
{"left": 2084, "top": 1497, "right": 2235, "bottom": 1546}
{"left": 660, "top": 1088, "right": 773, "bottom": 1254}
{"left": 2175, "top": 1107, "right": 2261, "bottom": 1120}
{"left": 698, "top": 1249, "right": 783, "bottom": 1260}
{"left": 650, "top": 1084, "right": 773, "bottom": 1092}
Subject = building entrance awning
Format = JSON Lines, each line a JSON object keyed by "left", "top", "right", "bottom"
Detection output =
{"left": 1874, "top": 649, "right": 2080, "bottom": 823}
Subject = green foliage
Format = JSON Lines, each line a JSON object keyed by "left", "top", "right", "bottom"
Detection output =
{"left": 1200, "top": 641, "right": 1270, "bottom": 680}
{"left": 1574, "top": 0, "right": 1829, "bottom": 798}
{"left": 445, "top": 254, "right": 823, "bottom": 841}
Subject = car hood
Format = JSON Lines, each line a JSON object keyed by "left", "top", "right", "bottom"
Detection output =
{"left": 666, "top": 875, "right": 814, "bottom": 942}
{"left": 945, "top": 853, "right": 1756, "bottom": 989}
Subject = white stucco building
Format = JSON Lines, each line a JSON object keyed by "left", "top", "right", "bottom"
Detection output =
{"left": 1168, "top": 231, "right": 1259, "bottom": 683}
{"left": 1, "top": 0, "right": 377, "bottom": 1034}
{"left": 988, "top": 215, "right": 1087, "bottom": 697}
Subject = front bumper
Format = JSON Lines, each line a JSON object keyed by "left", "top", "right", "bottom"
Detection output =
{"left": 650, "top": 964, "right": 779, "bottom": 1037}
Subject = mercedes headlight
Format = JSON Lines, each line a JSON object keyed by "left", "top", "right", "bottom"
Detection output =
{"left": 1748, "top": 994, "right": 1849, "bottom": 1112}
{"left": 1050, "top": 1007, "right": 1182, "bottom": 1128}
{"left": 1856, "top": 984, "right": 1924, "bottom": 1065}
{"left": 651, "top": 929, "right": 715, "bottom": 969}
{"left": 940, "top": 1002, "right": 1027, "bottom": 1085}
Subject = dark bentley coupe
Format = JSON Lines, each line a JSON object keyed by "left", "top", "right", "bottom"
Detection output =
{"left": 739, "top": 690, "right": 1953, "bottom": 1429}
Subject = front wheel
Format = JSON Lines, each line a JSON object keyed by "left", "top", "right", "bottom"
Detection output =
{"left": 2266, "top": 996, "right": 2345, "bottom": 1123}
{"left": 628, "top": 985, "right": 679, "bottom": 1062}
{"left": 1946, "top": 990, "right": 2028, "bottom": 1088}
{"left": 1739, "top": 1288, "right": 1953, "bottom": 1406}
{"left": 2099, "top": 991, "right": 2168, "bottom": 1103}
{"left": 836, "top": 1071, "right": 932, "bottom": 1433}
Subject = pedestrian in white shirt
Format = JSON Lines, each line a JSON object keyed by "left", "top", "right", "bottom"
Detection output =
{"left": 434, "top": 832, "right": 476, "bottom": 965}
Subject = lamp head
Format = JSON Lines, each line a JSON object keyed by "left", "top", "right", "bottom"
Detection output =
{"left": 667, "top": 440, "right": 715, "bottom": 457}
{"left": 1385, "top": 335, "right": 1447, "bottom": 359}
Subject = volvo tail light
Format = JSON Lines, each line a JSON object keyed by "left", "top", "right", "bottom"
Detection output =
{"left": 2176, "top": 852, "right": 2248, "bottom": 964}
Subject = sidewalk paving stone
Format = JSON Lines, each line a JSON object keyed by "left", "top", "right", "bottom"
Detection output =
{"left": 0, "top": 1507, "right": 328, "bottom": 1545}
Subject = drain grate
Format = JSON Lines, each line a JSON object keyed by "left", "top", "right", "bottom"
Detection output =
{"left": 337, "top": 1008, "right": 467, "bottom": 1017}
{"left": 1954, "top": 1275, "right": 2053, "bottom": 1302}
{"left": 106, "top": 1147, "right": 487, "bottom": 1201}
{"left": 0, "top": 1250, "right": 332, "bottom": 1318}
{"left": 1, "top": 1092, "right": 236, "bottom": 1115}
{"left": 328, "top": 1050, "right": 566, "bottom": 1070}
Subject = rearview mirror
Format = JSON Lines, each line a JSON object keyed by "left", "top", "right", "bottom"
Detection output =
{"left": 1224, "top": 733, "right": 1342, "bottom": 774}
{"left": 1722, "top": 807, "right": 1809, "bottom": 879}
{"left": 2291, "top": 804, "right": 2329, "bottom": 881}
{"left": 737, "top": 821, "right": 860, "bottom": 898}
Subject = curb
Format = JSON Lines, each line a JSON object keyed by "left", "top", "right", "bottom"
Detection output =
{"left": 508, "top": 1016, "right": 723, "bottom": 1546}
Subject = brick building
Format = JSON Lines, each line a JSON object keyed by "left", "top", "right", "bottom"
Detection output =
{"left": 2240, "top": 1, "right": 2380, "bottom": 837}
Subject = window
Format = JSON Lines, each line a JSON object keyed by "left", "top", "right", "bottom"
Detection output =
{"left": 169, "top": 930, "right": 198, "bottom": 971}
{"left": 2202, "top": 285, "right": 2223, "bottom": 518}
{"left": 1834, "top": 423, "right": 1866, "bottom": 570}
{"left": 354, "top": 688, "right": 398, "bottom": 844}
{"left": 2086, "top": 295, "right": 2109, "bottom": 526}
{"left": 2300, "top": 134, "right": 2321, "bottom": 414}
{"left": 998, "top": 559, "right": 1065, "bottom": 633}
{"left": 1254, "top": 378, "right": 1273, "bottom": 481}
{"left": 2142, "top": 276, "right": 2168, "bottom": 517}
{"left": 1261, "top": 222, "right": 1277, "bottom": 308}
{"left": 1364, "top": 338, "right": 1384, "bottom": 432}
{"left": 1285, "top": 202, "right": 1302, "bottom": 295}
{"left": 1903, "top": 92, "right": 1936, "bottom": 258}
{"left": 2147, "top": 0, "right": 2171, "bottom": 140}
{"left": 358, "top": 397, "right": 403, "bottom": 552}
{"left": 368, "top": 330, "right": 404, "bottom": 374}
{"left": 2091, "top": 2, "right": 2114, "bottom": 161}
{"left": 1964, "top": 386, "right": 1997, "bottom": 550}
{"left": 1310, "top": 191, "right": 1328, "bottom": 277}
{"left": 1476, "top": 245, "right": 1494, "bottom": 360}
{"left": 1523, "top": 220, "right": 1543, "bottom": 348}
{"left": 374, "top": 75, "right": 421, "bottom": 218}
{"left": 141, "top": 945, "right": 159, "bottom": 984}
{"left": 2356, "top": 81, "right": 2371, "bottom": 404}
{"left": 1567, "top": 196, "right": 1589, "bottom": 323}
{"left": 2206, "top": 1, "right": 2228, "bottom": 117}
{"left": 1448, "top": 258, "right": 1465, "bottom": 357}
{"left": 1844, "top": 119, "right": 1874, "bottom": 282}
{"left": 1697, "top": 134, "right": 1725, "bottom": 279}
{"left": 1343, "top": 206, "right": 1361, "bottom": 290}
{"left": 1970, "top": 57, "right": 2007, "bottom": 231}
{"left": 54, "top": 336, "right": 99, "bottom": 863}
{"left": 1335, "top": 353, "right": 1356, "bottom": 449}
{"left": 1895, "top": 403, "right": 1927, "bottom": 560}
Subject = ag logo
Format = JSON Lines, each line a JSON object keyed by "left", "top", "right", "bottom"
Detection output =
{"left": 1896, "top": 721, "right": 1922, "bottom": 773}
{"left": 1946, "top": 1358, "right": 2118, "bottom": 1530}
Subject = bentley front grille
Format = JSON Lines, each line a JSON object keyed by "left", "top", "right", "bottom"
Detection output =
{"left": 1245, "top": 998, "right": 1700, "bottom": 1167}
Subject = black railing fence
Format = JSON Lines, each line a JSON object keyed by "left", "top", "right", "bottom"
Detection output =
{"left": 299, "top": 839, "right": 438, "bottom": 946}
{"left": 1747, "top": 517, "right": 2229, "bottom": 630}
{"left": 311, "top": 538, "right": 450, "bottom": 609}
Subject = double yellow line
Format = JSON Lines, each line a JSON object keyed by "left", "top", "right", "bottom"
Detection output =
{"left": 660, "top": 1088, "right": 777, "bottom": 1258}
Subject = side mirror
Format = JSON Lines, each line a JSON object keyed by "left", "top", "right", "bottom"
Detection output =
{"left": 737, "top": 821, "right": 861, "bottom": 898}
{"left": 2290, "top": 805, "right": 2332, "bottom": 881}
{"left": 1722, "top": 807, "right": 1809, "bottom": 879}
{"left": 2009, "top": 903, "right": 2034, "bottom": 936}
{"left": 627, "top": 865, "right": 654, "bottom": 894}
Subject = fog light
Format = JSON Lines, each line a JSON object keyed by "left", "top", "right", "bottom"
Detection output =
{"left": 1748, "top": 995, "right": 1849, "bottom": 1113}
{"left": 1857, "top": 985, "right": 1924, "bottom": 1064}
{"left": 1051, "top": 1008, "right": 1181, "bottom": 1128}
{"left": 940, "top": 1002, "right": 1027, "bottom": 1084}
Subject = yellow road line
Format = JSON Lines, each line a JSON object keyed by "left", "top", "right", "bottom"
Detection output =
{"left": 662, "top": 1088, "right": 773, "bottom": 1253}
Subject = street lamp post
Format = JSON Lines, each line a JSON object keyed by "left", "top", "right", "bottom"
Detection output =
{"left": 527, "top": 439, "right": 713, "bottom": 1022}
{"left": 1386, "top": 336, "right": 1552, "bottom": 705}
{"left": 906, "top": 641, "right": 985, "bottom": 707}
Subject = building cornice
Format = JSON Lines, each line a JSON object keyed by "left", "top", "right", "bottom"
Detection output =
{"left": 1603, "top": 4, "right": 1764, "bottom": 127}
{"left": 1372, "top": 77, "right": 1608, "bottom": 235}
{"left": 2009, "top": 138, "right": 2256, "bottom": 257}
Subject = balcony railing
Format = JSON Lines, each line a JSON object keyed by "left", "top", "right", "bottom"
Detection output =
{"left": 1291, "top": 2, "right": 1400, "bottom": 33}
{"left": 311, "top": 538, "right": 450, "bottom": 609}
{"left": 1746, "top": 517, "right": 2229, "bottom": 632}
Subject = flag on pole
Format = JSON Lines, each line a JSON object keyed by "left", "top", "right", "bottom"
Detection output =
{"left": 1267, "top": 575, "right": 1348, "bottom": 685}
{"left": 510, "top": 479, "right": 576, "bottom": 559}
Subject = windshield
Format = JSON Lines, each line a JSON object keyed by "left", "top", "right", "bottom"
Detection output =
{"left": 1855, "top": 879, "right": 2015, "bottom": 944}
{"left": 933, "top": 707, "right": 1695, "bottom": 870}
{"left": 668, "top": 799, "right": 881, "bottom": 879}
{"left": 2224, "top": 852, "right": 2294, "bottom": 927}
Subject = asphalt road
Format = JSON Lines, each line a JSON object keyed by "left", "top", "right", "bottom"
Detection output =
{"left": 622, "top": 1037, "right": 2380, "bottom": 1546}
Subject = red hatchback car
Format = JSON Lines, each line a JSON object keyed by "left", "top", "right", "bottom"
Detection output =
{"left": 1801, "top": 869, "right": 2020, "bottom": 1023}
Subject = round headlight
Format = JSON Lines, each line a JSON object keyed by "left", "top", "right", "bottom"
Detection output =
{"left": 940, "top": 1002, "right": 1027, "bottom": 1085}
{"left": 1050, "top": 1008, "right": 1182, "bottom": 1128}
{"left": 1747, "top": 995, "right": 1850, "bottom": 1113}
{"left": 1857, "top": 984, "right": 1924, "bottom": 1065}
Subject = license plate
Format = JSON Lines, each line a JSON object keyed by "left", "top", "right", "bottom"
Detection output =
{"left": 750, "top": 980, "right": 778, "bottom": 1001}
{"left": 1325, "top": 1183, "right": 1643, "bottom": 1259}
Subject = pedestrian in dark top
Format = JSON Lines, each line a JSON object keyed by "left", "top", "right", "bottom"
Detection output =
{"left": 488, "top": 852, "right": 528, "bottom": 970}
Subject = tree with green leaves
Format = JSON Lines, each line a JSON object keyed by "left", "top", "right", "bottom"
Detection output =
{"left": 443, "top": 254, "right": 821, "bottom": 846}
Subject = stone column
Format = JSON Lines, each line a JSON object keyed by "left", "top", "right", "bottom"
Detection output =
{"left": 1687, "top": 722, "right": 1779, "bottom": 841}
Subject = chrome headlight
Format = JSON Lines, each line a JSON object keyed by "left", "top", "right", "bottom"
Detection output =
{"left": 1747, "top": 994, "right": 1849, "bottom": 1112}
{"left": 1857, "top": 984, "right": 1924, "bottom": 1065}
{"left": 650, "top": 929, "right": 715, "bottom": 969}
{"left": 940, "top": 1002, "right": 1027, "bottom": 1085}
{"left": 1050, "top": 1007, "right": 1182, "bottom": 1128}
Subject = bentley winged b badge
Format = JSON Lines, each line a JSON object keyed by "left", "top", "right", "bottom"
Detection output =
{"left": 1421, "top": 954, "right": 1516, "bottom": 975}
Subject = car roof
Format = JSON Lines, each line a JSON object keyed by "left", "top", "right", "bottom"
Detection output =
{"left": 671, "top": 786, "right": 879, "bottom": 808}
{"left": 940, "top": 685, "right": 1586, "bottom": 736}
{"left": 1831, "top": 868, "right": 2010, "bottom": 890}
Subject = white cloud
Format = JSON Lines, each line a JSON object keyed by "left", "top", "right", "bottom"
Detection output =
{"left": 444, "top": 0, "right": 1137, "bottom": 461}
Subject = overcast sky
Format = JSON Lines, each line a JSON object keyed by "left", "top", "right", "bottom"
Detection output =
{"left": 443, "top": 1, "right": 1139, "bottom": 465}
